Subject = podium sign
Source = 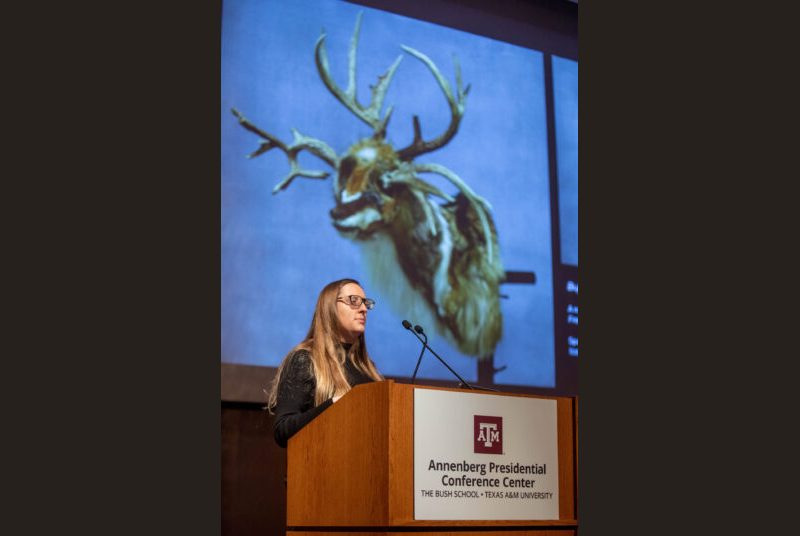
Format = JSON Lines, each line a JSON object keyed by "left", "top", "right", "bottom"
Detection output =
{"left": 414, "top": 388, "right": 560, "bottom": 520}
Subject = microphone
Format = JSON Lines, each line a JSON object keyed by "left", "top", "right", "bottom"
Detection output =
{"left": 403, "top": 320, "right": 427, "bottom": 384}
{"left": 401, "top": 321, "right": 476, "bottom": 389}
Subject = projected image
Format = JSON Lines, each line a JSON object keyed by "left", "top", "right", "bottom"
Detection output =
{"left": 222, "top": 0, "right": 554, "bottom": 387}
{"left": 552, "top": 55, "right": 578, "bottom": 267}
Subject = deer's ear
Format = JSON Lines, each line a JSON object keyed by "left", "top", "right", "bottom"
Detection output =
{"left": 337, "top": 156, "right": 357, "bottom": 192}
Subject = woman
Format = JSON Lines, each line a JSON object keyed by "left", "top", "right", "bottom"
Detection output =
{"left": 267, "top": 278, "right": 384, "bottom": 447}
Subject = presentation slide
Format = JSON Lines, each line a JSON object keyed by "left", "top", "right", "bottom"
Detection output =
{"left": 222, "top": 0, "right": 577, "bottom": 388}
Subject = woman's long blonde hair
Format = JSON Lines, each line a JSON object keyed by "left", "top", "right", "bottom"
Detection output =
{"left": 267, "top": 278, "right": 383, "bottom": 411}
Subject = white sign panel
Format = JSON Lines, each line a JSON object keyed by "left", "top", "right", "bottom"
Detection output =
{"left": 414, "top": 388, "right": 559, "bottom": 520}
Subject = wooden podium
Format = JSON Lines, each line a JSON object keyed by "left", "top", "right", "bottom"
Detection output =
{"left": 286, "top": 380, "right": 578, "bottom": 536}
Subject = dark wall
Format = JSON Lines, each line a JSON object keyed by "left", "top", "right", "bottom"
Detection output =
{"left": 348, "top": 0, "right": 577, "bottom": 59}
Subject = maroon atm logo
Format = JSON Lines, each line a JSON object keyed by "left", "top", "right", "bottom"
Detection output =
{"left": 474, "top": 415, "right": 503, "bottom": 454}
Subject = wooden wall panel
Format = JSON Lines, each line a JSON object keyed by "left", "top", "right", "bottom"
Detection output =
{"left": 222, "top": 404, "right": 286, "bottom": 536}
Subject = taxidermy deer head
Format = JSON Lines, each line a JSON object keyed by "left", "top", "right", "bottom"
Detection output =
{"left": 232, "top": 13, "right": 504, "bottom": 358}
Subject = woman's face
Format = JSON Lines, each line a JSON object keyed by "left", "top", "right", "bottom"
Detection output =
{"left": 335, "top": 282, "right": 369, "bottom": 343}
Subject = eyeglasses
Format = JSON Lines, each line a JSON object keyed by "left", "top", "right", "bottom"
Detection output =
{"left": 337, "top": 295, "right": 376, "bottom": 310}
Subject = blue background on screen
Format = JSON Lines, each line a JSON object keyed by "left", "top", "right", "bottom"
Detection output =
{"left": 553, "top": 55, "right": 578, "bottom": 267}
{"left": 221, "top": 0, "right": 556, "bottom": 387}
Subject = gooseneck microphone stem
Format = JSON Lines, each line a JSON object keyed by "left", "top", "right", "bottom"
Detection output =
{"left": 410, "top": 331, "right": 427, "bottom": 384}
{"left": 402, "top": 320, "right": 475, "bottom": 389}
{"left": 404, "top": 319, "right": 426, "bottom": 384}
{"left": 419, "top": 336, "right": 475, "bottom": 389}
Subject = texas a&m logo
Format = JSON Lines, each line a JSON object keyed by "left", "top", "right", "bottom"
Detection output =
{"left": 474, "top": 415, "right": 503, "bottom": 454}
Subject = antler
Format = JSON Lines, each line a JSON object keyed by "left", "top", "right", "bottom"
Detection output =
{"left": 413, "top": 162, "right": 495, "bottom": 260}
{"left": 314, "top": 12, "right": 403, "bottom": 138}
{"left": 378, "top": 159, "right": 492, "bottom": 256}
{"left": 231, "top": 108, "right": 338, "bottom": 194}
{"left": 396, "top": 46, "right": 470, "bottom": 161}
